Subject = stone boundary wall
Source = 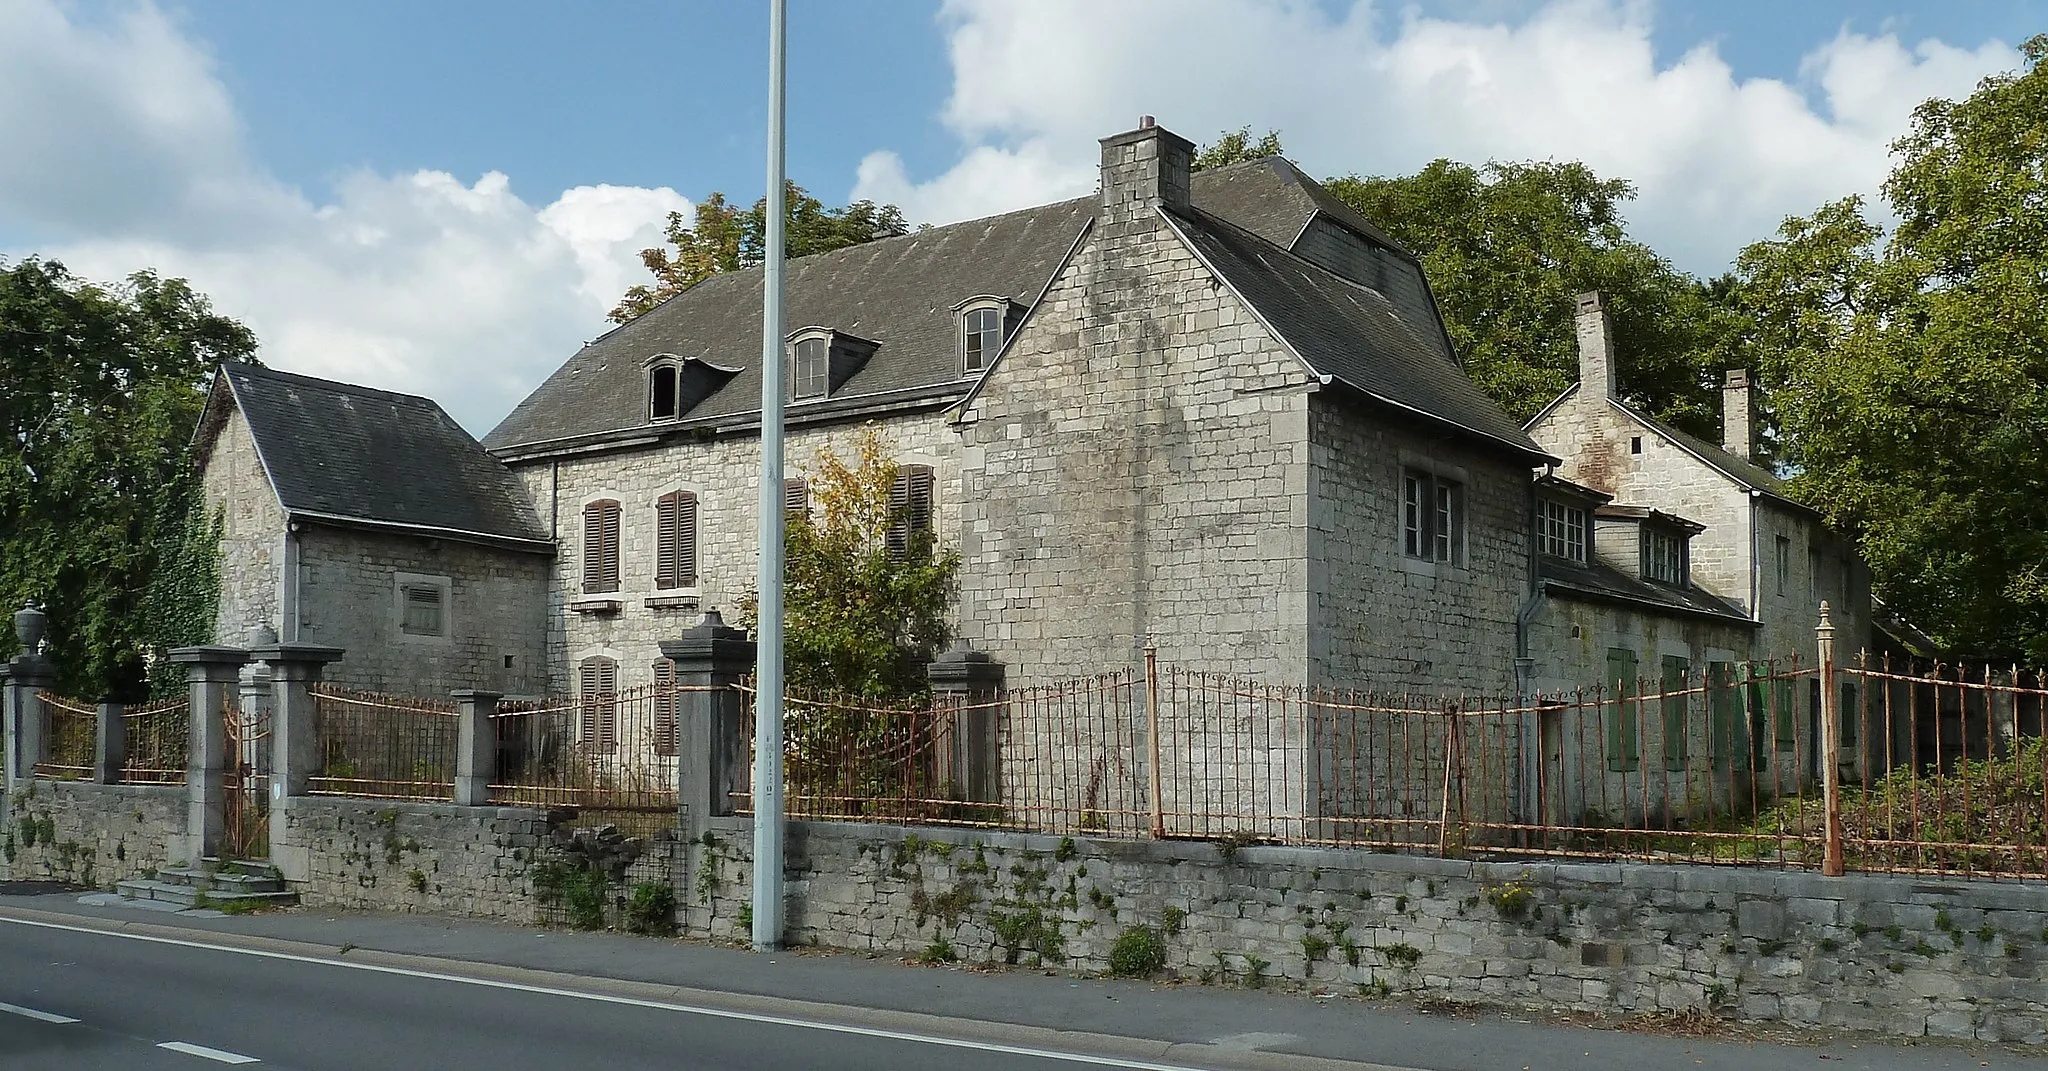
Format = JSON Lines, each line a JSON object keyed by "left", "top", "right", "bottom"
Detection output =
{"left": 1, "top": 781, "right": 183, "bottom": 888}
{"left": 276, "top": 797, "right": 554, "bottom": 922}
{"left": 685, "top": 817, "right": 2048, "bottom": 1044}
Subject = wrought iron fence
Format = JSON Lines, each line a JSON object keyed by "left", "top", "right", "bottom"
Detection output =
{"left": 32, "top": 693, "right": 95, "bottom": 779}
{"left": 309, "top": 686, "right": 456, "bottom": 800}
{"left": 488, "top": 683, "right": 689, "bottom": 834}
{"left": 121, "top": 698, "right": 189, "bottom": 785}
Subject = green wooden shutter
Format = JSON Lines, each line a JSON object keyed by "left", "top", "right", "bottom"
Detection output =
{"left": 1744, "top": 669, "right": 1769, "bottom": 772}
{"left": 1662, "top": 656, "right": 1689, "bottom": 771}
{"left": 1707, "top": 662, "right": 1734, "bottom": 768}
{"left": 1606, "top": 648, "right": 1639, "bottom": 772}
{"left": 1775, "top": 678, "right": 1797, "bottom": 752}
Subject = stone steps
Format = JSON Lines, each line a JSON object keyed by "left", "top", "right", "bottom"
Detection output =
{"left": 115, "top": 859, "right": 296, "bottom": 910}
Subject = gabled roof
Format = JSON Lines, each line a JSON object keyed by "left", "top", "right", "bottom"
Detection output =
{"left": 197, "top": 364, "right": 550, "bottom": 550}
{"left": 1164, "top": 207, "right": 1549, "bottom": 461}
{"left": 486, "top": 156, "right": 1491, "bottom": 458}
{"left": 1539, "top": 556, "right": 1755, "bottom": 626}
{"left": 1528, "top": 385, "right": 1807, "bottom": 512}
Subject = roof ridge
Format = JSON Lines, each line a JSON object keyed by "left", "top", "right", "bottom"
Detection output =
{"left": 227, "top": 362, "right": 446, "bottom": 413}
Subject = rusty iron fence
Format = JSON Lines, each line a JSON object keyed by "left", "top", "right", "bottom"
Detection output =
{"left": 121, "top": 697, "right": 189, "bottom": 785}
{"left": 488, "top": 683, "right": 688, "bottom": 835}
{"left": 224, "top": 691, "right": 272, "bottom": 859}
{"left": 309, "top": 686, "right": 456, "bottom": 800}
{"left": 32, "top": 693, "right": 95, "bottom": 779}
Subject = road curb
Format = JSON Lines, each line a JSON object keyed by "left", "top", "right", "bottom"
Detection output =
{"left": 0, "top": 904, "right": 1408, "bottom": 1071}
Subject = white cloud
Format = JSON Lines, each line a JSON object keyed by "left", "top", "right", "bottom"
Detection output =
{"left": 0, "top": 1, "right": 687, "bottom": 435}
{"left": 854, "top": 0, "right": 2019, "bottom": 274}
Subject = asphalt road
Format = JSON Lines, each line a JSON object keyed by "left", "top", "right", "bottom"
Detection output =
{"left": 0, "top": 918, "right": 1237, "bottom": 1071}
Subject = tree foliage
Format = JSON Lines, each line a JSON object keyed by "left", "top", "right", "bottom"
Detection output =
{"left": 738, "top": 427, "right": 959, "bottom": 702}
{"left": 1733, "top": 36, "right": 2048, "bottom": 658}
{"left": 1192, "top": 127, "right": 1285, "bottom": 171}
{"left": 0, "top": 258, "right": 255, "bottom": 698}
{"left": 610, "top": 183, "right": 910, "bottom": 323}
{"left": 1325, "top": 159, "right": 1745, "bottom": 437}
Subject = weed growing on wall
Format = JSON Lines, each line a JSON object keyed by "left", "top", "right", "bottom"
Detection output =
{"left": 625, "top": 881, "right": 677, "bottom": 936}
{"left": 1109, "top": 926, "right": 1166, "bottom": 977}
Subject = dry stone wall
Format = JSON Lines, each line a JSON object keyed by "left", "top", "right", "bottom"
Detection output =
{"left": 277, "top": 797, "right": 554, "bottom": 922}
{"left": 685, "top": 817, "right": 2048, "bottom": 1044}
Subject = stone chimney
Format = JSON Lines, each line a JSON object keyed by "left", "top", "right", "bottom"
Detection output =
{"left": 1574, "top": 291, "right": 1617, "bottom": 400}
{"left": 1099, "top": 116, "right": 1193, "bottom": 228}
{"left": 1723, "top": 368, "right": 1755, "bottom": 460}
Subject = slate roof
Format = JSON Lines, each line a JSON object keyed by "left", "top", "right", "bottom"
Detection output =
{"left": 1538, "top": 556, "right": 1755, "bottom": 626}
{"left": 485, "top": 154, "right": 1540, "bottom": 462}
{"left": 202, "top": 363, "right": 550, "bottom": 549}
{"left": 1165, "top": 208, "right": 1548, "bottom": 459}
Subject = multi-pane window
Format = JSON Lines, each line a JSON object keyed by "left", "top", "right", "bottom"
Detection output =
{"left": 649, "top": 363, "right": 679, "bottom": 421}
{"left": 578, "top": 656, "right": 618, "bottom": 754}
{"left": 651, "top": 659, "right": 679, "bottom": 757}
{"left": 398, "top": 583, "right": 445, "bottom": 637}
{"left": 582, "top": 500, "right": 621, "bottom": 594}
{"left": 793, "top": 337, "right": 829, "bottom": 399}
{"left": 963, "top": 306, "right": 1002, "bottom": 374}
{"left": 886, "top": 464, "right": 935, "bottom": 558}
{"left": 1401, "top": 469, "right": 1464, "bottom": 565}
{"left": 1538, "top": 500, "right": 1587, "bottom": 563}
{"left": 655, "top": 490, "right": 698, "bottom": 589}
{"left": 1643, "top": 526, "right": 1684, "bottom": 584}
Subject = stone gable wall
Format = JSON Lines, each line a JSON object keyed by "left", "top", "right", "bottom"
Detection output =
{"left": 685, "top": 817, "right": 2048, "bottom": 1044}
{"left": 955, "top": 210, "right": 1314, "bottom": 688}
{"left": 293, "top": 524, "right": 550, "bottom": 696}
{"left": 201, "top": 405, "right": 285, "bottom": 647}
{"left": 510, "top": 415, "right": 961, "bottom": 697}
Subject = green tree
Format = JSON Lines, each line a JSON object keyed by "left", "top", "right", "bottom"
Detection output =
{"left": 1192, "top": 127, "right": 1285, "bottom": 171}
{"left": 1326, "top": 159, "right": 1745, "bottom": 436}
{"left": 1734, "top": 36, "right": 2048, "bottom": 658}
{"left": 0, "top": 258, "right": 255, "bottom": 698}
{"left": 739, "top": 426, "right": 959, "bottom": 702}
{"left": 610, "top": 183, "right": 909, "bottom": 323}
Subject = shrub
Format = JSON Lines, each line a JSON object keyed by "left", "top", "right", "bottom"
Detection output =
{"left": 1108, "top": 925, "right": 1166, "bottom": 977}
{"left": 625, "top": 881, "right": 677, "bottom": 936}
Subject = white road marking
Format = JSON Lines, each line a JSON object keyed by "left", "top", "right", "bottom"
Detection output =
{"left": 0, "top": 1000, "right": 79, "bottom": 1023}
{"left": 0, "top": 915, "right": 1292, "bottom": 1071}
{"left": 158, "top": 1041, "right": 260, "bottom": 1064}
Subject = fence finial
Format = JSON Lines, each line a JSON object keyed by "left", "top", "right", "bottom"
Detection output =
{"left": 1816, "top": 601, "right": 1834, "bottom": 641}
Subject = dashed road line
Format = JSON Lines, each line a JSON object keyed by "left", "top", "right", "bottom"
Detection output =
{"left": 0, "top": 1000, "right": 79, "bottom": 1023}
{"left": 157, "top": 1040, "right": 261, "bottom": 1064}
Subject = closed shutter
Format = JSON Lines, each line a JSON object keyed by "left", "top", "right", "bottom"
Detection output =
{"left": 656, "top": 491, "right": 698, "bottom": 588}
{"left": 785, "top": 477, "right": 810, "bottom": 520}
{"left": 1661, "top": 656, "right": 1689, "bottom": 771}
{"left": 652, "top": 660, "right": 678, "bottom": 756}
{"left": 582, "top": 500, "right": 621, "bottom": 594}
{"left": 886, "top": 465, "right": 934, "bottom": 558}
{"left": 1606, "top": 648, "right": 1639, "bottom": 772}
{"left": 578, "top": 657, "right": 618, "bottom": 753}
{"left": 1707, "top": 661, "right": 1736, "bottom": 767}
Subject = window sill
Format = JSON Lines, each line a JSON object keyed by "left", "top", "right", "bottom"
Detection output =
{"left": 644, "top": 594, "right": 701, "bottom": 612}
{"left": 569, "top": 598, "right": 622, "bottom": 616}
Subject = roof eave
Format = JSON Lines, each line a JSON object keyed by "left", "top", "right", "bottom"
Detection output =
{"left": 289, "top": 509, "right": 555, "bottom": 556}
{"left": 1540, "top": 577, "right": 1759, "bottom": 628}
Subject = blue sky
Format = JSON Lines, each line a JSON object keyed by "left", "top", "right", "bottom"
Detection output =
{"left": 0, "top": 1, "right": 2035, "bottom": 432}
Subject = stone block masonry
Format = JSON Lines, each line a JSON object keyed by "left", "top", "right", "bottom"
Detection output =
{"left": 685, "top": 816, "right": 2048, "bottom": 1043}
{"left": 277, "top": 797, "right": 554, "bottom": 923}
{"left": 3, "top": 781, "right": 184, "bottom": 888}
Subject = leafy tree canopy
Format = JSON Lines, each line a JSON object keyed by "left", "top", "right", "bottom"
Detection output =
{"left": 1733, "top": 35, "right": 2048, "bottom": 658}
{"left": 738, "top": 427, "right": 959, "bottom": 702}
{"left": 0, "top": 258, "right": 255, "bottom": 697}
{"left": 610, "top": 183, "right": 910, "bottom": 324}
{"left": 1192, "top": 127, "right": 1285, "bottom": 171}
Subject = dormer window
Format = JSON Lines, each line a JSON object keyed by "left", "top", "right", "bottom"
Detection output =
{"left": 1644, "top": 526, "right": 1686, "bottom": 585}
{"left": 649, "top": 361, "right": 680, "bottom": 421}
{"left": 1539, "top": 499, "right": 1587, "bottom": 563}
{"left": 963, "top": 306, "right": 1001, "bottom": 374}
{"left": 794, "top": 337, "right": 828, "bottom": 400}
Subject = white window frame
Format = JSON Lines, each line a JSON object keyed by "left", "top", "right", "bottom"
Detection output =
{"left": 1643, "top": 526, "right": 1686, "bottom": 585}
{"left": 961, "top": 303, "right": 1003, "bottom": 375}
{"left": 1401, "top": 467, "right": 1465, "bottom": 567}
{"left": 1539, "top": 499, "right": 1587, "bottom": 563}
{"left": 647, "top": 358, "right": 681, "bottom": 422}
{"left": 792, "top": 336, "right": 829, "bottom": 400}
{"left": 394, "top": 572, "right": 452, "bottom": 643}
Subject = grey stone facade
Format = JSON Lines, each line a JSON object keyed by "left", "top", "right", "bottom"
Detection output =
{"left": 202, "top": 405, "right": 284, "bottom": 647}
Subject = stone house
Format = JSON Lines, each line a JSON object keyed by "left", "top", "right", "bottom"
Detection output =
{"left": 192, "top": 363, "right": 551, "bottom": 695}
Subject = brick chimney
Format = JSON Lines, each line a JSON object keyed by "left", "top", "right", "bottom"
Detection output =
{"left": 1099, "top": 115, "right": 1193, "bottom": 227}
{"left": 1574, "top": 291, "right": 1617, "bottom": 400}
{"left": 1723, "top": 368, "right": 1755, "bottom": 460}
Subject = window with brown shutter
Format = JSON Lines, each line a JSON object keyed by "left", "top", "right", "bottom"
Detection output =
{"left": 652, "top": 659, "right": 678, "bottom": 756}
{"left": 885, "top": 464, "right": 935, "bottom": 558}
{"left": 785, "top": 477, "right": 810, "bottom": 521}
{"left": 655, "top": 490, "right": 698, "bottom": 589}
{"left": 582, "top": 500, "right": 621, "bottom": 594}
{"left": 578, "top": 656, "right": 618, "bottom": 754}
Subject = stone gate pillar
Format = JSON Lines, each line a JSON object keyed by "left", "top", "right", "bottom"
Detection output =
{"left": 450, "top": 690, "right": 502, "bottom": 807}
{"left": 252, "top": 641, "right": 342, "bottom": 882}
{"left": 167, "top": 645, "right": 249, "bottom": 863}
{"left": 929, "top": 643, "right": 1005, "bottom": 804}
{"left": 659, "top": 611, "right": 756, "bottom": 838}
